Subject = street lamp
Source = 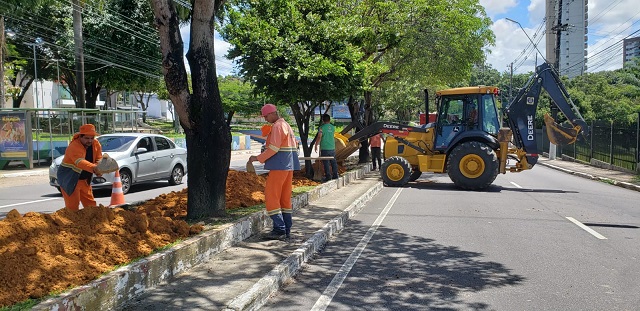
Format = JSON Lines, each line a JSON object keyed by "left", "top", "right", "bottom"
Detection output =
{"left": 26, "top": 39, "right": 43, "bottom": 109}
{"left": 505, "top": 18, "right": 547, "bottom": 64}
{"left": 506, "top": 18, "right": 558, "bottom": 159}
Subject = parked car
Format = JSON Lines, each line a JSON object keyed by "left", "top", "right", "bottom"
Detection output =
{"left": 49, "top": 133, "right": 187, "bottom": 194}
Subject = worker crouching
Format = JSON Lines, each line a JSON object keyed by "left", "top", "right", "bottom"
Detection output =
{"left": 57, "top": 124, "right": 103, "bottom": 211}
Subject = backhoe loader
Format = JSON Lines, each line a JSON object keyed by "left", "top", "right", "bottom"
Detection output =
{"left": 344, "top": 62, "right": 589, "bottom": 190}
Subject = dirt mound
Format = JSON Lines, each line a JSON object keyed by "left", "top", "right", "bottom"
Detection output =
{"left": 0, "top": 170, "right": 319, "bottom": 307}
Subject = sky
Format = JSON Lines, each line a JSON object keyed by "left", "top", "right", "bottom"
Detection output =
{"left": 481, "top": 0, "right": 640, "bottom": 74}
{"left": 203, "top": 0, "right": 640, "bottom": 76}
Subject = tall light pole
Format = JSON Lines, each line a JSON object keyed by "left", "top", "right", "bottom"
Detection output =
{"left": 26, "top": 41, "right": 41, "bottom": 109}
{"left": 506, "top": 18, "right": 557, "bottom": 159}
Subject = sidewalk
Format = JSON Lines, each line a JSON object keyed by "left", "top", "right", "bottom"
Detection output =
{"left": 537, "top": 155, "right": 640, "bottom": 192}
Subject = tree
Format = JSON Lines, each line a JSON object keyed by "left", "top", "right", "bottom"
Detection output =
{"left": 337, "top": 0, "right": 495, "bottom": 162}
{"left": 217, "top": 75, "right": 261, "bottom": 125}
{"left": 221, "top": 0, "right": 365, "bottom": 175}
{"left": 150, "top": 0, "right": 231, "bottom": 219}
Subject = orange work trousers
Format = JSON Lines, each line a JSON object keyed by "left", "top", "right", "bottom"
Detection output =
{"left": 61, "top": 179, "right": 96, "bottom": 211}
{"left": 265, "top": 170, "right": 293, "bottom": 216}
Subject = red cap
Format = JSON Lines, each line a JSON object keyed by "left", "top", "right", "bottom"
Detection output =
{"left": 261, "top": 104, "right": 277, "bottom": 117}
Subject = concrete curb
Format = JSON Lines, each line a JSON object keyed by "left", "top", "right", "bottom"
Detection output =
{"left": 33, "top": 165, "right": 377, "bottom": 311}
{"left": 223, "top": 180, "right": 384, "bottom": 311}
{"left": 538, "top": 162, "right": 640, "bottom": 193}
{"left": 0, "top": 169, "right": 49, "bottom": 178}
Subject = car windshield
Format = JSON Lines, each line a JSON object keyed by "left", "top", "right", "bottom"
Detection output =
{"left": 97, "top": 136, "right": 137, "bottom": 152}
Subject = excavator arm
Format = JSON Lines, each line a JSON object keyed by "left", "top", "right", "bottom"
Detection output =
{"left": 505, "top": 62, "right": 588, "bottom": 167}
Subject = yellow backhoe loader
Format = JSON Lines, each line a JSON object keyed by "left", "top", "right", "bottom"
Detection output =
{"left": 342, "top": 62, "right": 589, "bottom": 190}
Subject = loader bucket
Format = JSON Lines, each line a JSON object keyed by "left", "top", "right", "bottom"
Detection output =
{"left": 543, "top": 113, "right": 581, "bottom": 145}
{"left": 335, "top": 133, "right": 360, "bottom": 161}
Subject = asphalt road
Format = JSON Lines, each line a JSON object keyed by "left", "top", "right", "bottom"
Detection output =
{"left": 261, "top": 165, "right": 640, "bottom": 310}
{"left": 0, "top": 152, "right": 268, "bottom": 219}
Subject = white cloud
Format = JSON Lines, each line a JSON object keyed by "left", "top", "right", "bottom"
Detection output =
{"left": 486, "top": 18, "right": 547, "bottom": 74}
{"left": 527, "top": 0, "right": 546, "bottom": 24}
{"left": 479, "top": 0, "right": 518, "bottom": 17}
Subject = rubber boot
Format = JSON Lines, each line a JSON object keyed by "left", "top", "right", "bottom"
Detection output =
{"left": 282, "top": 212, "right": 292, "bottom": 238}
{"left": 270, "top": 214, "right": 286, "bottom": 234}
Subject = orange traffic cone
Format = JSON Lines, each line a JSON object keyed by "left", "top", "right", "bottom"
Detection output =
{"left": 109, "top": 170, "right": 127, "bottom": 207}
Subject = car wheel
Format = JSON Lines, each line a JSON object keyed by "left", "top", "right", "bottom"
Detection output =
{"left": 119, "top": 169, "right": 132, "bottom": 195}
{"left": 169, "top": 165, "right": 184, "bottom": 185}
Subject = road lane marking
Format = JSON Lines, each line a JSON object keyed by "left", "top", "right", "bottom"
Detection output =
{"left": 566, "top": 217, "right": 607, "bottom": 240}
{"left": 311, "top": 188, "right": 403, "bottom": 311}
{"left": 0, "top": 198, "right": 60, "bottom": 210}
{"left": 510, "top": 181, "right": 522, "bottom": 188}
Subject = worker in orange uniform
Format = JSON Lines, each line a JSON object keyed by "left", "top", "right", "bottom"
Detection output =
{"left": 57, "top": 124, "right": 103, "bottom": 211}
{"left": 248, "top": 104, "right": 300, "bottom": 240}
{"left": 369, "top": 133, "right": 383, "bottom": 171}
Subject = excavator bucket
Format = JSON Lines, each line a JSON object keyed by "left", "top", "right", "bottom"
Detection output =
{"left": 543, "top": 113, "right": 581, "bottom": 145}
{"left": 334, "top": 133, "right": 360, "bottom": 161}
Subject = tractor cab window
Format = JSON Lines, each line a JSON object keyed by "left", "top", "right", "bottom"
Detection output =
{"left": 439, "top": 97, "right": 464, "bottom": 126}
{"left": 481, "top": 94, "right": 500, "bottom": 135}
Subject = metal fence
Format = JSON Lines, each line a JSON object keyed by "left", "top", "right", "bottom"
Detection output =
{"left": 538, "top": 113, "right": 640, "bottom": 172}
{"left": 1, "top": 108, "right": 143, "bottom": 165}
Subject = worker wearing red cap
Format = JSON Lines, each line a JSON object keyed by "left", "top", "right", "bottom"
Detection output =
{"left": 57, "top": 124, "right": 103, "bottom": 211}
{"left": 249, "top": 104, "right": 300, "bottom": 240}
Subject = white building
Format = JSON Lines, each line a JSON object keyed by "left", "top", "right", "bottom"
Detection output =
{"left": 623, "top": 36, "right": 640, "bottom": 66}
{"left": 546, "top": 0, "right": 588, "bottom": 78}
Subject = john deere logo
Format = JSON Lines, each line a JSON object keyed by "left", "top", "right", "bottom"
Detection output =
{"left": 527, "top": 97, "right": 535, "bottom": 105}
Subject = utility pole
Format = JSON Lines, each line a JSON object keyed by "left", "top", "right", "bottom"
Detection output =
{"left": 26, "top": 42, "right": 39, "bottom": 109}
{"left": 509, "top": 62, "right": 513, "bottom": 104}
{"left": 549, "top": 0, "right": 569, "bottom": 160}
{"left": 72, "top": 0, "right": 85, "bottom": 108}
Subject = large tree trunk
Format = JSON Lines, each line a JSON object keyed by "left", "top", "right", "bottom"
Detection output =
{"left": 85, "top": 81, "right": 100, "bottom": 109}
{"left": 151, "top": 0, "right": 229, "bottom": 220}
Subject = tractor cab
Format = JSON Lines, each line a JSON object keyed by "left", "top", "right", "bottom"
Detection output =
{"left": 433, "top": 86, "right": 502, "bottom": 152}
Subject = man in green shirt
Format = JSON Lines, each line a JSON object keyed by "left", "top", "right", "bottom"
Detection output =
{"left": 314, "top": 114, "right": 339, "bottom": 182}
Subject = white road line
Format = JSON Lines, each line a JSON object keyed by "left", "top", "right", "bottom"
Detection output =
{"left": 566, "top": 217, "right": 607, "bottom": 240}
{"left": 0, "top": 198, "right": 60, "bottom": 210}
{"left": 510, "top": 181, "right": 523, "bottom": 188}
{"left": 311, "top": 188, "right": 403, "bottom": 311}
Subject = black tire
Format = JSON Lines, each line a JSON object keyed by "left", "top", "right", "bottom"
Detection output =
{"left": 119, "top": 169, "right": 132, "bottom": 195}
{"left": 447, "top": 141, "right": 499, "bottom": 190}
{"left": 169, "top": 165, "right": 184, "bottom": 185}
{"left": 380, "top": 156, "right": 412, "bottom": 187}
{"left": 409, "top": 170, "right": 422, "bottom": 182}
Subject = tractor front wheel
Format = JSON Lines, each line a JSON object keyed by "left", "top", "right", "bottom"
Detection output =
{"left": 381, "top": 156, "right": 412, "bottom": 187}
{"left": 447, "top": 141, "right": 499, "bottom": 190}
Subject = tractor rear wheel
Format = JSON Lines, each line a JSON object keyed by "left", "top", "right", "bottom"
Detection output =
{"left": 381, "top": 156, "right": 412, "bottom": 187}
{"left": 447, "top": 141, "right": 499, "bottom": 190}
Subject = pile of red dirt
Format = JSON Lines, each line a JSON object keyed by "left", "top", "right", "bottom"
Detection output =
{"left": 0, "top": 170, "right": 319, "bottom": 307}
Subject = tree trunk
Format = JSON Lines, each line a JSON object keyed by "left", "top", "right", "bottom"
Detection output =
{"left": 151, "top": 0, "right": 229, "bottom": 220}
{"left": 12, "top": 78, "right": 33, "bottom": 108}
{"left": 85, "top": 81, "right": 100, "bottom": 109}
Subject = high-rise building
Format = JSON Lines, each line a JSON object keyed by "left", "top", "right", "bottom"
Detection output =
{"left": 623, "top": 37, "right": 640, "bottom": 66}
{"left": 546, "top": 0, "right": 588, "bottom": 78}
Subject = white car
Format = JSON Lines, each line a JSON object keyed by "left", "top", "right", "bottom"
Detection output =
{"left": 49, "top": 133, "right": 187, "bottom": 194}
